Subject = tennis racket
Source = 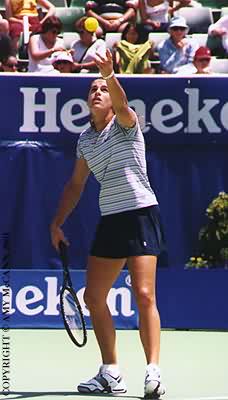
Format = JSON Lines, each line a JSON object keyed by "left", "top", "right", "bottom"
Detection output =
{"left": 59, "top": 241, "right": 87, "bottom": 347}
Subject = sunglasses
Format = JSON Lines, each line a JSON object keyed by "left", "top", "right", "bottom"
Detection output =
{"left": 171, "top": 26, "right": 186, "bottom": 31}
{"left": 50, "top": 29, "right": 60, "bottom": 35}
{"left": 54, "top": 60, "right": 71, "bottom": 65}
{"left": 79, "top": 30, "right": 92, "bottom": 34}
{"left": 195, "top": 57, "right": 210, "bottom": 62}
{"left": 5, "top": 63, "right": 18, "bottom": 68}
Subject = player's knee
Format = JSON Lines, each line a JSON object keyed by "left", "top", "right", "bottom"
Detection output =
{"left": 134, "top": 287, "right": 156, "bottom": 309}
{"left": 83, "top": 288, "right": 105, "bottom": 310}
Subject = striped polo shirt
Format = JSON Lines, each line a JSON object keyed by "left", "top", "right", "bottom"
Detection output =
{"left": 76, "top": 115, "right": 158, "bottom": 216}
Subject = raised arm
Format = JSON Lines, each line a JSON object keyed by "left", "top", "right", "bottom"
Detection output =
{"left": 50, "top": 158, "right": 90, "bottom": 250}
{"left": 38, "top": 0, "right": 56, "bottom": 24}
{"left": 94, "top": 49, "right": 136, "bottom": 128}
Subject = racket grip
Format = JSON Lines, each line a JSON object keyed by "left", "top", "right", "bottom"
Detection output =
{"left": 59, "top": 240, "right": 68, "bottom": 265}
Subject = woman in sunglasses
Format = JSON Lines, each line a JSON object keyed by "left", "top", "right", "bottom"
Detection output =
{"left": 28, "top": 16, "right": 65, "bottom": 74}
{"left": 1, "top": 55, "right": 18, "bottom": 72}
{"left": 158, "top": 15, "right": 198, "bottom": 73}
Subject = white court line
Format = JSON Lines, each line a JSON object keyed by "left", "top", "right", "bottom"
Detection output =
{"left": 167, "top": 397, "right": 228, "bottom": 400}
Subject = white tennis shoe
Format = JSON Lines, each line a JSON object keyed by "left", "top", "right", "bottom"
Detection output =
{"left": 144, "top": 365, "right": 165, "bottom": 399}
{"left": 77, "top": 367, "right": 127, "bottom": 394}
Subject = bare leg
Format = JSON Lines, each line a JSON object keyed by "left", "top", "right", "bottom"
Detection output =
{"left": 128, "top": 255, "right": 160, "bottom": 364}
{"left": 84, "top": 256, "right": 126, "bottom": 364}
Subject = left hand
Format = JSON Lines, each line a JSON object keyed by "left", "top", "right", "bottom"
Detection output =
{"left": 94, "top": 48, "right": 114, "bottom": 78}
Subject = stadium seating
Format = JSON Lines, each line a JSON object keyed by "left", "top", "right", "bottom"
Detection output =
{"left": 221, "top": 7, "right": 228, "bottom": 17}
{"left": 70, "top": 0, "right": 87, "bottom": 7}
{"left": 148, "top": 32, "right": 169, "bottom": 49}
{"left": 210, "top": 57, "right": 228, "bottom": 73}
{"left": 199, "top": 0, "right": 227, "bottom": 8}
{"left": 55, "top": 7, "right": 85, "bottom": 32}
{"left": 105, "top": 32, "right": 121, "bottom": 49}
{"left": 0, "top": 0, "right": 4, "bottom": 12}
{"left": 174, "top": 7, "right": 213, "bottom": 33}
{"left": 51, "top": 0, "right": 68, "bottom": 7}
{"left": 207, "top": 35, "right": 226, "bottom": 58}
{"left": 63, "top": 31, "right": 80, "bottom": 48}
{"left": 191, "top": 33, "right": 208, "bottom": 47}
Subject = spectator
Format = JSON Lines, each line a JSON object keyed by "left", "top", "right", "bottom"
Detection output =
{"left": 5, "top": 0, "right": 56, "bottom": 53}
{"left": 0, "top": 14, "right": 9, "bottom": 34}
{"left": 52, "top": 51, "right": 74, "bottom": 73}
{"left": 1, "top": 54, "right": 18, "bottom": 71}
{"left": 138, "top": 0, "right": 192, "bottom": 39}
{"left": 28, "top": 16, "right": 65, "bottom": 73}
{"left": 208, "top": 14, "right": 228, "bottom": 56}
{"left": 114, "top": 22, "right": 154, "bottom": 73}
{"left": 158, "top": 15, "right": 198, "bottom": 73}
{"left": 0, "top": 32, "right": 14, "bottom": 61}
{"left": 176, "top": 46, "right": 212, "bottom": 74}
{"left": 71, "top": 17, "right": 106, "bottom": 72}
{"left": 79, "top": 0, "right": 138, "bottom": 38}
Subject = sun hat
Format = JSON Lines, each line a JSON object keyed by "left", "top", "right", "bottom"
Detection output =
{"left": 52, "top": 51, "right": 74, "bottom": 64}
{"left": 194, "top": 46, "right": 211, "bottom": 60}
{"left": 169, "top": 16, "right": 189, "bottom": 30}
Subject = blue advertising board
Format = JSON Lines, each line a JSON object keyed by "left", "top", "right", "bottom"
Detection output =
{"left": 1, "top": 268, "right": 228, "bottom": 329}
{"left": 0, "top": 74, "right": 228, "bottom": 144}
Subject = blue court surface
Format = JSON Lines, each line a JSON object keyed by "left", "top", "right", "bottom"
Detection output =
{"left": 1, "top": 329, "right": 228, "bottom": 400}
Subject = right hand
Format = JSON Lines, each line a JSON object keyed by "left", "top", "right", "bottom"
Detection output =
{"left": 53, "top": 46, "right": 66, "bottom": 53}
{"left": 175, "top": 39, "right": 187, "bottom": 49}
{"left": 50, "top": 222, "right": 69, "bottom": 251}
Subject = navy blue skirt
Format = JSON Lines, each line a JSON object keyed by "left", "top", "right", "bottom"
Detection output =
{"left": 90, "top": 205, "right": 166, "bottom": 258}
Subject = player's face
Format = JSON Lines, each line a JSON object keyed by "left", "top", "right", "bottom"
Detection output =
{"left": 88, "top": 79, "right": 112, "bottom": 112}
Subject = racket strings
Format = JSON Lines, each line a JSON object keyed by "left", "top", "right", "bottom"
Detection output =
{"left": 62, "top": 288, "right": 86, "bottom": 345}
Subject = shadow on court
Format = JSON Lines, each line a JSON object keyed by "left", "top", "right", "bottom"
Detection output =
{"left": 5, "top": 392, "right": 143, "bottom": 400}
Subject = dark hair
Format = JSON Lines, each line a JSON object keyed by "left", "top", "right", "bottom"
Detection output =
{"left": 121, "top": 23, "right": 143, "bottom": 44}
{"left": 41, "top": 16, "right": 63, "bottom": 34}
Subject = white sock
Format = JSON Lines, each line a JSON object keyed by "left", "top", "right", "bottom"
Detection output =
{"left": 101, "top": 364, "right": 120, "bottom": 377}
{"left": 146, "top": 363, "right": 160, "bottom": 376}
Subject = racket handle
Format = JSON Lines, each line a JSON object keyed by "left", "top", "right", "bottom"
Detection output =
{"left": 59, "top": 240, "right": 68, "bottom": 267}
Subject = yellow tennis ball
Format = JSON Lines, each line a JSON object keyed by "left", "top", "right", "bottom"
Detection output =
{"left": 84, "top": 17, "right": 99, "bottom": 32}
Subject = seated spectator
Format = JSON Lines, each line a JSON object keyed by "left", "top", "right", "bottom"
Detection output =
{"left": 71, "top": 17, "right": 106, "bottom": 72}
{"left": 28, "top": 16, "right": 65, "bottom": 73}
{"left": 176, "top": 46, "right": 212, "bottom": 74}
{"left": 79, "top": 0, "right": 138, "bottom": 38}
{"left": 114, "top": 22, "right": 154, "bottom": 73}
{"left": 0, "top": 54, "right": 18, "bottom": 71}
{"left": 0, "top": 32, "right": 14, "bottom": 61}
{"left": 138, "top": 0, "right": 202, "bottom": 38}
{"left": 138, "top": 0, "right": 193, "bottom": 39}
{"left": 5, "top": 0, "right": 56, "bottom": 53}
{"left": 52, "top": 51, "right": 74, "bottom": 73}
{"left": 208, "top": 14, "right": 228, "bottom": 56}
{"left": 158, "top": 15, "right": 198, "bottom": 73}
{"left": 0, "top": 14, "right": 9, "bottom": 34}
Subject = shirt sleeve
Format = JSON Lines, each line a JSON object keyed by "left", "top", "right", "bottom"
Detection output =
{"left": 76, "top": 135, "right": 84, "bottom": 159}
{"left": 114, "top": 116, "right": 139, "bottom": 138}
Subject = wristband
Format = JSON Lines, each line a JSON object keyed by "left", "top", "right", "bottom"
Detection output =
{"left": 102, "top": 70, "right": 115, "bottom": 80}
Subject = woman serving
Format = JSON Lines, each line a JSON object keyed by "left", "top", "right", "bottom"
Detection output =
{"left": 50, "top": 48, "right": 166, "bottom": 399}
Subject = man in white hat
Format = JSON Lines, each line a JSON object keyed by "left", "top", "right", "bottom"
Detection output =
{"left": 158, "top": 15, "right": 199, "bottom": 73}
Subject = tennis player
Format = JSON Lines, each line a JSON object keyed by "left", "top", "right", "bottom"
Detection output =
{"left": 50, "top": 48, "right": 165, "bottom": 399}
